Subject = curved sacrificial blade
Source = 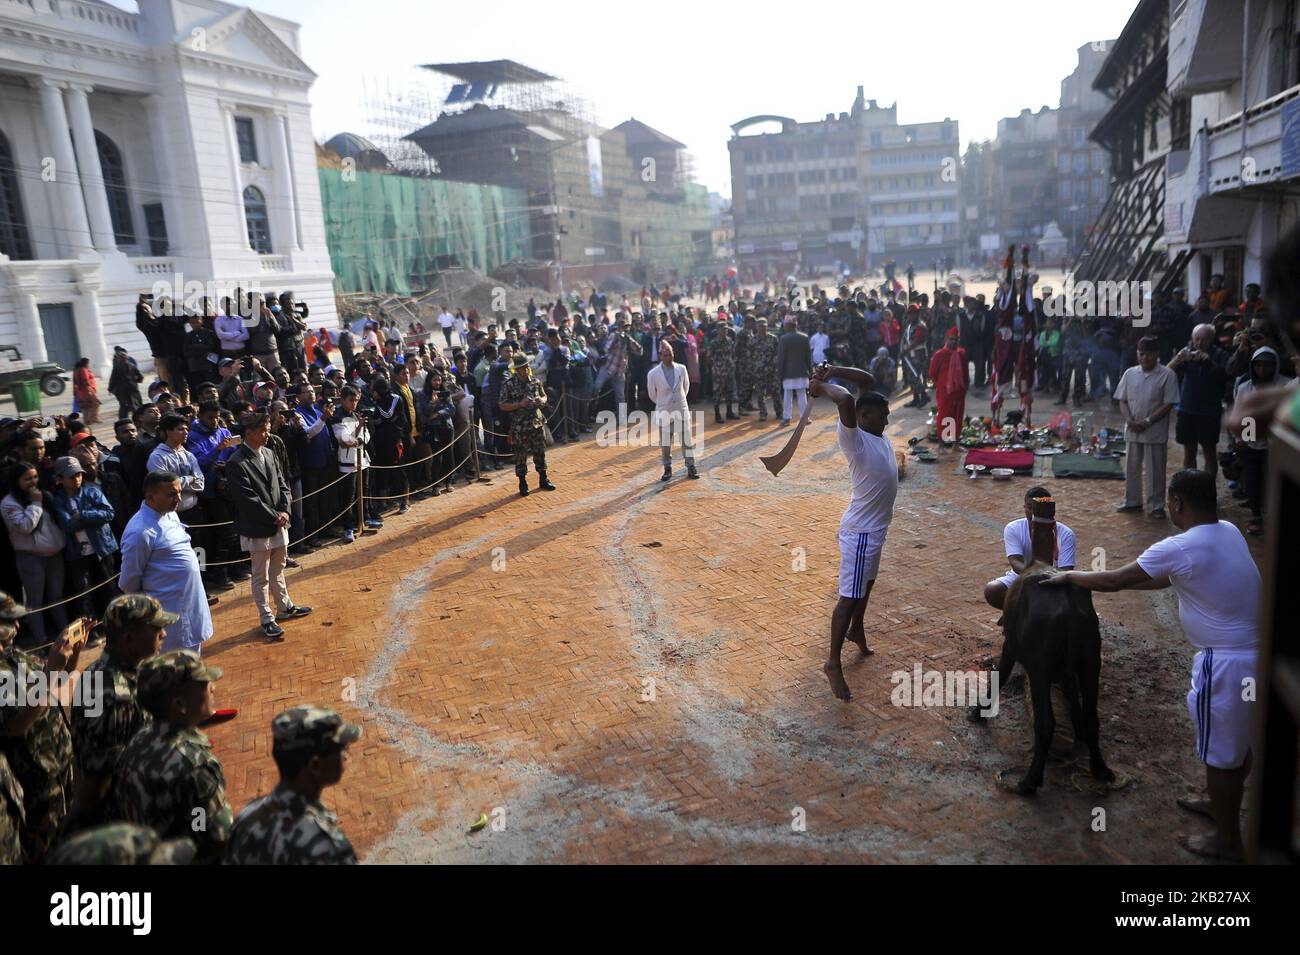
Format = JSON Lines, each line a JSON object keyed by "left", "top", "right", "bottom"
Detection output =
{"left": 760, "top": 399, "right": 814, "bottom": 476}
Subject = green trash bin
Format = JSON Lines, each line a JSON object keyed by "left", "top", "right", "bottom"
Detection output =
{"left": 11, "top": 380, "right": 41, "bottom": 417}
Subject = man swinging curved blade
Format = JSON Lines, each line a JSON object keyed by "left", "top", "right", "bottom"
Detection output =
{"left": 808, "top": 363, "right": 897, "bottom": 701}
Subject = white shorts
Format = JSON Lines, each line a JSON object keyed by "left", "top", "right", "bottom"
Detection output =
{"left": 1187, "top": 647, "right": 1258, "bottom": 770}
{"left": 992, "top": 570, "right": 1018, "bottom": 590}
{"left": 838, "top": 527, "right": 885, "bottom": 599}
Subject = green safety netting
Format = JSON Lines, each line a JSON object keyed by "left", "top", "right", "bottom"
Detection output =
{"left": 319, "top": 168, "right": 531, "bottom": 295}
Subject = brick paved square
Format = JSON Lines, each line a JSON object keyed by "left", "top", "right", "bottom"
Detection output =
{"left": 192, "top": 388, "right": 1250, "bottom": 863}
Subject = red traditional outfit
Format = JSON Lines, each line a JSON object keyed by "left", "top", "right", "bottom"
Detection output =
{"left": 989, "top": 246, "right": 1038, "bottom": 424}
{"left": 928, "top": 331, "right": 969, "bottom": 441}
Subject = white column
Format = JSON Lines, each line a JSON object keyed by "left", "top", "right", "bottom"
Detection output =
{"left": 64, "top": 84, "right": 118, "bottom": 253}
{"left": 223, "top": 104, "right": 251, "bottom": 250}
{"left": 34, "top": 79, "right": 93, "bottom": 256}
{"left": 271, "top": 112, "right": 302, "bottom": 251}
{"left": 74, "top": 280, "right": 110, "bottom": 376}
{"left": 14, "top": 289, "right": 49, "bottom": 363}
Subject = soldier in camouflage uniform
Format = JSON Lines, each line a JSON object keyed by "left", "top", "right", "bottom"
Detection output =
{"left": 733, "top": 315, "right": 755, "bottom": 413}
{"left": 0, "top": 751, "right": 21, "bottom": 865}
{"left": 45, "top": 822, "right": 196, "bottom": 865}
{"left": 67, "top": 594, "right": 172, "bottom": 831}
{"left": 498, "top": 353, "right": 556, "bottom": 497}
{"left": 225, "top": 706, "right": 360, "bottom": 865}
{"left": 0, "top": 592, "right": 84, "bottom": 862}
{"left": 708, "top": 325, "right": 738, "bottom": 423}
{"left": 113, "top": 650, "right": 232, "bottom": 863}
{"left": 846, "top": 301, "right": 869, "bottom": 369}
{"left": 747, "top": 318, "right": 781, "bottom": 421}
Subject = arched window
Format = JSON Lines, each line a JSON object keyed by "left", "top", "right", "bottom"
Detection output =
{"left": 0, "top": 131, "right": 32, "bottom": 261}
{"left": 94, "top": 131, "right": 135, "bottom": 245}
{"left": 243, "top": 186, "right": 272, "bottom": 253}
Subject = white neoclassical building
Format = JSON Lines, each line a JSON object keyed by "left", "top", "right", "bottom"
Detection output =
{"left": 0, "top": 0, "right": 337, "bottom": 376}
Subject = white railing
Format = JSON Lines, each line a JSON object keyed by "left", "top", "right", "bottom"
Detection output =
{"left": 1204, "top": 82, "right": 1300, "bottom": 191}
{"left": 259, "top": 255, "right": 290, "bottom": 273}
{"left": 132, "top": 258, "right": 176, "bottom": 277}
{"left": 57, "top": 0, "right": 140, "bottom": 34}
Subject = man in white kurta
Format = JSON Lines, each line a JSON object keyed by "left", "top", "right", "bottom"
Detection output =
{"left": 647, "top": 339, "right": 699, "bottom": 481}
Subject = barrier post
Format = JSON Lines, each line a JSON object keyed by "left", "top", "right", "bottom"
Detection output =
{"left": 356, "top": 462, "right": 365, "bottom": 532}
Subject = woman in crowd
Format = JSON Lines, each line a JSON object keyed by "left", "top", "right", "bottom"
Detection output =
{"left": 73, "top": 358, "right": 101, "bottom": 425}
{"left": 1, "top": 461, "right": 67, "bottom": 646}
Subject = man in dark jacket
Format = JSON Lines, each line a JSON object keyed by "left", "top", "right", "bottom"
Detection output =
{"left": 108, "top": 347, "right": 144, "bottom": 420}
{"left": 246, "top": 295, "right": 283, "bottom": 372}
{"left": 775, "top": 317, "right": 813, "bottom": 425}
{"left": 275, "top": 292, "right": 309, "bottom": 373}
{"left": 135, "top": 295, "right": 188, "bottom": 403}
{"left": 223, "top": 411, "right": 311, "bottom": 639}
{"left": 182, "top": 312, "right": 222, "bottom": 398}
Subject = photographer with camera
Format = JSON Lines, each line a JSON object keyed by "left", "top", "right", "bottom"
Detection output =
{"left": 1169, "top": 323, "right": 1230, "bottom": 481}
{"left": 246, "top": 292, "right": 284, "bottom": 372}
{"left": 331, "top": 385, "right": 382, "bottom": 543}
{"left": 135, "top": 294, "right": 189, "bottom": 404}
{"left": 275, "top": 291, "right": 310, "bottom": 374}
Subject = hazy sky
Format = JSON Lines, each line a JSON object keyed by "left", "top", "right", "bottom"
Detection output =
{"left": 133, "top": 0, "right": 1141, "bottom": 193}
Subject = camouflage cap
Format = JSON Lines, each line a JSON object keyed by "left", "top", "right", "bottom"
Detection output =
{"left": 272, "top": 706, "right": 361, "bottom": 755}
{"left": 0, "top": 591, "right": 26, "bottom": 620}
{"left": 46, "top": 823, "right": 197, "bottom": 865}
{"left": 137, "top": 650, "right": 222, "bottom": 704}
{"left": 103, "top": 593, "right": 179, "bottom": 636}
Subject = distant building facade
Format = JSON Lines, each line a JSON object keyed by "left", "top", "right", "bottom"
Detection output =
{"left": 728, "top": 88, "right": 961, "bottom": 276}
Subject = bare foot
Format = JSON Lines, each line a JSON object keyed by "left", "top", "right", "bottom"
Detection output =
{"left": 1180, "top": 832, "right": 1242, "bottom": 863}
{"left": 847, "top": 630, "right": 873, "bottom": 656}
{"left": 1176, "top": 798, "right": 1215, "bottom": 821}
{"left": 823, "top": 662, "right": 851, "bottom": 701}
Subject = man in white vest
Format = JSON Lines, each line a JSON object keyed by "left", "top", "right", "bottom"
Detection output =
{"left": 647, "top": 339, "right": 699, "bottom": 482}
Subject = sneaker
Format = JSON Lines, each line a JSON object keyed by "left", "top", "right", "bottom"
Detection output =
{"left": 661, "top": 468, "right": 672, "bottom": 482}
{"left": 398, "top": 502, "right": 410, "bottom": 514}
{"left": 687, "top": 466, "right": 700, "bottom": 480}
{"left": 780, "top": 418, "right": 791, "bottom": 427}
{"left": 1116, "top": 503, "right": 1143, "bottom": 513}
{"left": 261, "top": 620, "right": 285, "bottom": 639}
{"left": 276, "top": 605, "right": 313, "bottom": 621}
{"left": 339, "top": 528, "right": 355, "bottom": 544}
{"left": 208, "top": 578, "right": 235, "bottom": 593}
{"left": 1149, "top": 508, "right": 1167, "bottom": 519}
{"left": 229, "top": 571, "right": 251, "bottom": 583}
{"left": 284, "top": 557, "right": 301, "bottom": 568}
{"left": 364, "top": 518, "right": 384, "bottom": 529}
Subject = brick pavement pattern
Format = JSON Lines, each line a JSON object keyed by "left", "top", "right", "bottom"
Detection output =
{"left": 191, "top": 387, "right": 1252, "bottom": 863}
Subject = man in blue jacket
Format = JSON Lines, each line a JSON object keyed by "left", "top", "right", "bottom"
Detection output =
{"left": 50, "top": 456, "right": 117, "bottom": 620}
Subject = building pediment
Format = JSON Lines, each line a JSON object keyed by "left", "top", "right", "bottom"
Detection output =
{"left": 178, "top": 7, "right": 315, "bottom": 80}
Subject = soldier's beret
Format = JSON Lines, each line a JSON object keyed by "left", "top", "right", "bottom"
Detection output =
{"left": 272, "top": 706, "right": 361, "bottom": 755}
{"left": 137, "top": 650, "right": 222, "bottom": 707}
{"left": 104, "top": 594, "right": 179, "bottom": 637}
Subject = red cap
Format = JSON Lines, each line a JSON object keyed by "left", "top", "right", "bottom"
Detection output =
{"left": 68, "top": 432, "right": 96, "bottom": 449}
{"left": 946, "top": 327, "right": 960, "bottom": 340}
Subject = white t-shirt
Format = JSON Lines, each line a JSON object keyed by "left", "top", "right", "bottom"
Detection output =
{"left": 810, "top": 332, "right": 830, "bottom": 365}
{"left": 1136, "top": 521, "right": 1260, "bottom": 650}
{"left": 837, "top": 420, "right": 898, "bottom": 533}
{"left": 438, "top": 311, "right": 455, "bottom": 329}
{"left": 1004, "top": 517, "right": 1076, "bottom": 568}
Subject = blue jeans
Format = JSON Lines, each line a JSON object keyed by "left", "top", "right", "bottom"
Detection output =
{"left": 15, "top": 551, "right": 67, "bottom": 646}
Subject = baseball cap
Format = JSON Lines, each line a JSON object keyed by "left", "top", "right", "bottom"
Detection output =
{"left": 68, "top": 432, "right": 97, "bottom": 450}
{"left": 219, "top": 357, "right": 237, "bottom": 368}
{"left": 52, "top": 456, "right": 83, "bottom": 479}
{"left": 272, "top": 706, "right": 362, "bottom": 755}
{"left": 137, "top": 650, "right": 222, "bottom": 707}
{"left": 104, "top": 593, "right": 179, "bottom": 636}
